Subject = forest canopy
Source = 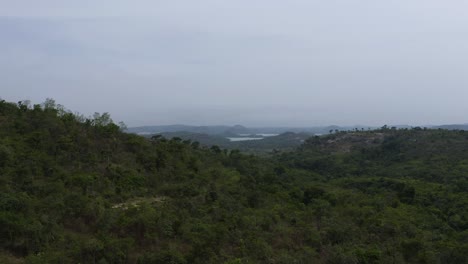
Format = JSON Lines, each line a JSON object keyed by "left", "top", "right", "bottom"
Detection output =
{"left": 0, "top": 99, "right": 467, "bottom": 263}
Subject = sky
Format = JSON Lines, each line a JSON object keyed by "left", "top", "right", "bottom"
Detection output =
{"left": 1, "top": 0, "right": 468, "bottom": 127}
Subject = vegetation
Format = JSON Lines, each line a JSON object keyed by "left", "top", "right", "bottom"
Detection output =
{"left": 0, "top": 99, "right": 467, "bottom": 263}
{"left": 151, "top": 131, "right": 311, "bottom": 154}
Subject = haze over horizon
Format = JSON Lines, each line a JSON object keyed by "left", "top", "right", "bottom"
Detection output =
{"left": 2, "top": 1, "right": 468, "bottom": 127}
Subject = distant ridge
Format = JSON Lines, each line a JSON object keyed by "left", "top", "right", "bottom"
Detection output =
{"left": 128, "top": 123, "right": 468, "bottom": 136}
{"left": 127, "top": 124, "right": 249, "bottom": 136}
{"left": 126, "top": 125, "right": 376, "bottom": 136}
{"left": 431, "top": 124, "right": 468, "bottom": 130}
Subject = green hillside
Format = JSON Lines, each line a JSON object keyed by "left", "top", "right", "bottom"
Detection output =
{"left": 0, "top": 100, "right": 467, "bottom": 263}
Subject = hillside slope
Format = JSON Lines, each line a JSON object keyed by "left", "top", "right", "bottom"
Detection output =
{"left": 0, "top": 100, "right": 467, "bottom": 263}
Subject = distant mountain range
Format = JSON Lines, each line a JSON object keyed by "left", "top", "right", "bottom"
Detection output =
{"left": 126, "top": 124, "right": 250, "bottom": 136}
{"left": 431, "top": 124, "right": 468, "bottom": 130}
{"left": 126, "top": 124, "right": 377, "bottom": 136}
{"left": 127, "top": 123, "right": 468, "bottom": 136}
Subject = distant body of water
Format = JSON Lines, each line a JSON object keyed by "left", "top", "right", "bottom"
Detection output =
{"left": 137, "top": 132, "right": 153, "bottom": 135}
{"left": 238, "top": 134, "right": 279, "bottom": 137}
{"left": 227, "top": 137, "right": 264, "bottom": 142}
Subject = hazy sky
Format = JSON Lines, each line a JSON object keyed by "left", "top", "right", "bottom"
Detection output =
{"left": 1, "top": 1, "right": 468, "bottom": 127}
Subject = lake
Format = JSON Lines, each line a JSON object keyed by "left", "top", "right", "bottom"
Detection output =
{"left": 227, "top": 137, "right": 264, "bottom": 142}
{"left": 237, "top": 133, "right": 279, "bottom": 137}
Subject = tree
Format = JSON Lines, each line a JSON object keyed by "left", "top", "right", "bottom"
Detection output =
{"left": 93, "top": 112, "right": 113, "bottom": 126}
{"left": 42, "top": 98, "right": 56, "bottom": 110}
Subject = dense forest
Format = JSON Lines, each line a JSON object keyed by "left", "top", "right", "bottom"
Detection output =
{"left": 0, "top": 99, "right": 467, "bottom": 263}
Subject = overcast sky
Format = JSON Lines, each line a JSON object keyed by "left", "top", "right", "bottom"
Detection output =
{"left": 1, "top": 1, "right": 468, "bottom": 127}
